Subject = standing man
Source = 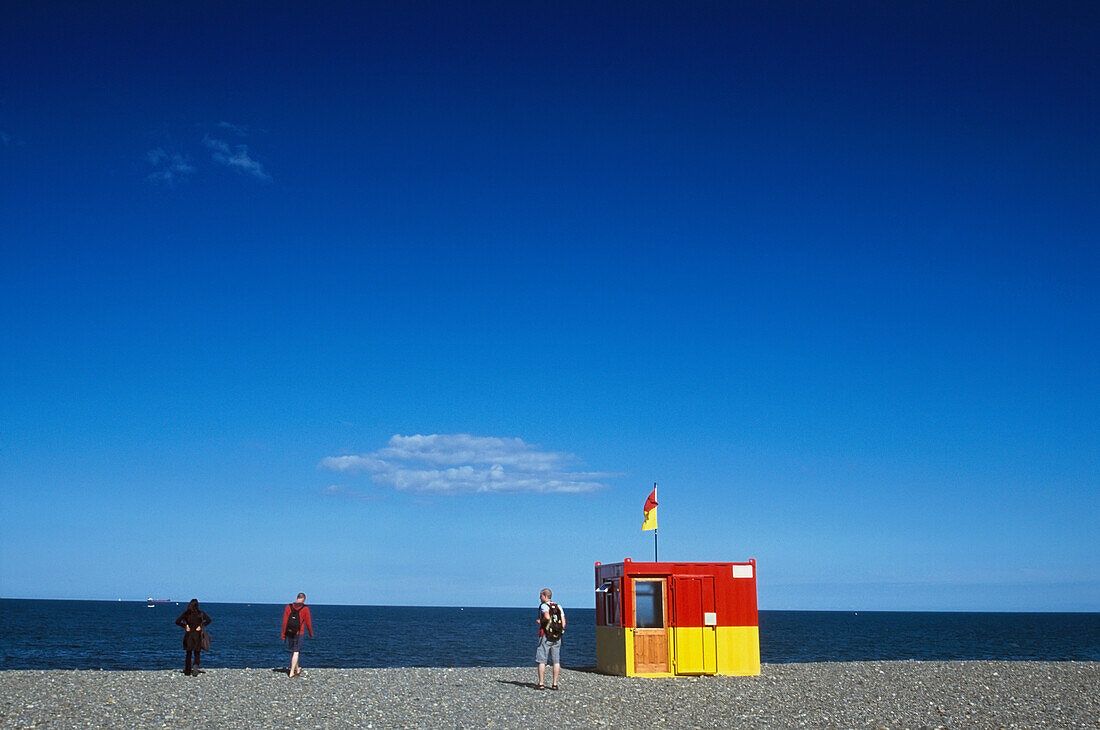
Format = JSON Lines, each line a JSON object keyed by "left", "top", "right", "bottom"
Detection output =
{"left": 535, "top": 588, "right": 566, "bottom": 690}
{"left": 281, "top": 592, "right": 313, "bottom": 678}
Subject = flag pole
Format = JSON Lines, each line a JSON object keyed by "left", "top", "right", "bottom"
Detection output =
{"left": 653, "top": 482, "right": 658, "bottom": 562}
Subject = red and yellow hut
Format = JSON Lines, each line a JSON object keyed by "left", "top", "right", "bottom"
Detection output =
{"left": 594, "top": 558, "right": 760, "bottom": 676}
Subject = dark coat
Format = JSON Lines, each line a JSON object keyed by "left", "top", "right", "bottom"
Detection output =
{"left": 175, "top": 608, "right": 212, "bottom": 651}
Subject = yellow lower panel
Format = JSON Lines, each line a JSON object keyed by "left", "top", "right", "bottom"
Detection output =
{"left": 672, "top": 627, "right": 717, "bottom": 675}
{"left": 595, "top": 626, "right": 629, "bottom": 676}
{"left": 715, "top": 625, "right": 761, "bottom": 676}
{"left": 597, "top": 627, "right": 676, "bottom": 677}
{"left": 600, "top": 626, "right": 759, "bottom": 677}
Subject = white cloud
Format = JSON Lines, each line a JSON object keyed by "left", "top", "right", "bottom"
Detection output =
{"left": 320, "top": 434, "right": 609, "bottom": 495}
{"left": 321, "top": 484, "right": 382, "bottom": 501}
{"left": 146, "top": 147, "right": 196, "bottom": 184}
{"left": 216, "top": 121, "right": 249, "bottom": 136}
{"left": 203, "top": 135, "right": 271, "bottom": 181}
{"left": 203, "top": 137, "right": 230, "bottom": 155}
{"left": 320, "top": 454, "right": 388, "bottom": 473}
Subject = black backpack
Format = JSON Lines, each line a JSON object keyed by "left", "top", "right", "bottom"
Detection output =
{"left": 544, "top": 602, "right": 565, "bottom": 641}
{"left": 285, "top": 605, "right": 302, "bottom": 636}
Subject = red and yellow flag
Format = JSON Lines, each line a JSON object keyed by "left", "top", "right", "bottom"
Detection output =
{"left": 641, "top": 486, "right": 658, "bottom": 531}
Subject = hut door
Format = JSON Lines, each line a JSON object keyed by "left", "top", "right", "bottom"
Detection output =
{"left": 671, "top": 576, "right": 717, "bottom": 674}
{"left": 632, "top": 578, "right": 669, "bottom": 673}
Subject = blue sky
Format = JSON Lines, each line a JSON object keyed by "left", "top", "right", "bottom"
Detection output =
{"left": 2, "top": 1, "right": 1097, "bottom": 611}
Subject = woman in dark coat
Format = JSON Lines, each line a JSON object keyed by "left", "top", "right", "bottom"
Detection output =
{"left": 174, "top": 598, "right": 212, "bottom": 675}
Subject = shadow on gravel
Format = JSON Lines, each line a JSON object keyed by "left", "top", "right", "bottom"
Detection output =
{"left": 495, "top": 680, "right": 544, "bottom": 690}
{"left": 271, "top": 667, "right": 291, "bottom": 675}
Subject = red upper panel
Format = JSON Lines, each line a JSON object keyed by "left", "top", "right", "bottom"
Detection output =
{"left": 595, "top": 559, "right": 758, "bottom": 628}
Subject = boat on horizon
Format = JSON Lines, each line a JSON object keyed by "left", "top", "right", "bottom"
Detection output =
{"left": 146, "top": 598, "right": 170, "bottom": 603}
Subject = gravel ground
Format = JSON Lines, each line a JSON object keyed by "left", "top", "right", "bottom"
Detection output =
{"left": 1, "top": 662, "right": 1097, "bottom": 729}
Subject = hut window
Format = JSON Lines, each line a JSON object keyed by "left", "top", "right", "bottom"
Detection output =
{"left": 633, "top": 580, "right": 664, "bottom": 629}
{"left": 596, "top": 581, "right": 619, "bottom": 626}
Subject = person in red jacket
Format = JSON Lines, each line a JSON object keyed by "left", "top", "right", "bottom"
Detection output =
{"left": 281, "top": 592, "right": 313, "bottom": 678}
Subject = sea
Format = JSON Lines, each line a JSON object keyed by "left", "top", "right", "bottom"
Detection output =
{"left": 1, "top": 600, "right": 1097, "bottom": 671}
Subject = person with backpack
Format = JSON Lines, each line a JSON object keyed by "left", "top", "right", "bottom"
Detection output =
{"left": 281, "top": 592, "right": 313, "bottom": 678}
{"left": 535, "top": 588, "right": 566, "bottom": 690}
{"left": 174, "top": 598, "right": 212, "bottom": 676}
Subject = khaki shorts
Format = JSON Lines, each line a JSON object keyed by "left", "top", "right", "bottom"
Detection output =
{"left": 536, "top": 635, "right": 561, "bottom": 665}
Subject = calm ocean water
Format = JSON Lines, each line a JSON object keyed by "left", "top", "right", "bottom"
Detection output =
{"left": 1, "top": 600, "right": 1097, "bottom": 670}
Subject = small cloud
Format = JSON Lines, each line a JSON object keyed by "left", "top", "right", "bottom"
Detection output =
{"left": 146, "top": 147, "right": 196, "bottom": 184}
{"left": 217, "top": 121, "right": 249, "bottom": 136}
{"left": 320, "top": 455, "right": 387, "bottom": 473}
{"left": 320, "top": 434, "right": 610, "bottom": 495}
{"left": 203, "top": 135, "right": 271, "bottom": 181}
{"left": 322, "top": 484, "right": 383, "bottom": 502}
{"left": 203, "top": 137, "right": 230, "bottom": 155}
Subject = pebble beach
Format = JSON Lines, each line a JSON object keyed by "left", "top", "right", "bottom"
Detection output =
{"left": 2, "top": 661, "right": 1097, "bottom": 729}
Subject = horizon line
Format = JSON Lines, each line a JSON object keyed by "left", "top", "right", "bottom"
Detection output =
{"left": 1, "top": 597, "right": 1096, "bottom": 614}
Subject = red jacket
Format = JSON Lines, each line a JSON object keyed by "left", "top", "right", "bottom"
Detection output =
{"left": 281, "top": 603, "right": 314, "bottom": 639}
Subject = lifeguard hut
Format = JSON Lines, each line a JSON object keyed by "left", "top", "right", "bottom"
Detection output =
{"left": 594, "top": 558, "right": 760, "bottom": 676}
